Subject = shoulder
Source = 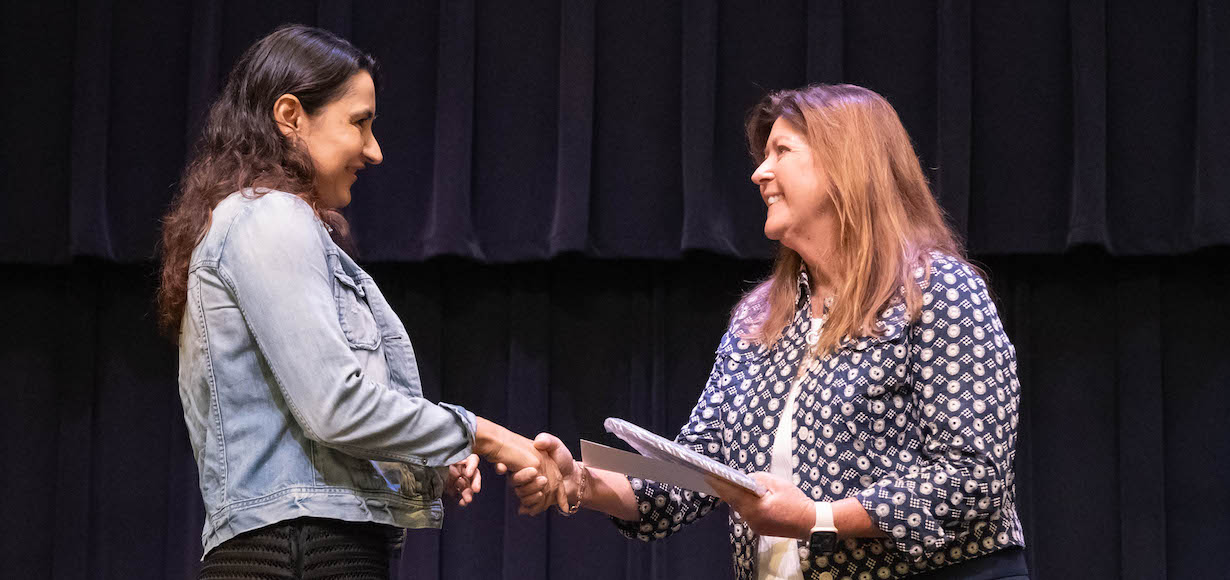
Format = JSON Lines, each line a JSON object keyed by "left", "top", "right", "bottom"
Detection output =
{"left": 716, "top": 281, "right": 773, "bottom": 358}
{"left": 214, "top": 190, "right": 330, "bottom": 265}
{"left": 225, "top": 190, "right": 319, "bottom": 230}
{"left": 910, "top": 252, "right": 1004, "bottom": 338}
{"left": 729, "top": 281, "right": 772, "bottom": 333}
{"left": 914, "top": 251, "right": 989, "bottom": 300}
{"left": 220, "top": 190, "right": 323, "bottom": 240}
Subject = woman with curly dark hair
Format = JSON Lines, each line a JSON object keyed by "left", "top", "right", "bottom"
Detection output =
{"left": 158, "top": 25, "right": 563, "bottom": 579}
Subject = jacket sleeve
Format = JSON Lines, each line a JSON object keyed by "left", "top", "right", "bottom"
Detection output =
{"left": 215, "top": 194, "right": 475, "bottom": 467}
{"left": 609, "top": 333, "right": 735, "bottom": 541}
{"left": 857, "top": 257, "right": 1021, "bottom": 562}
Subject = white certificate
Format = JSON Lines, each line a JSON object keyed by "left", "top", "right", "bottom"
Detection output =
{"left": 579, "top": 417, "right": 766, "bottom": 497}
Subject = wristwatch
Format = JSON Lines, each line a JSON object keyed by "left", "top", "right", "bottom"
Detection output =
{"left": 808, "top": 502, "right": 839, "bottom": 556}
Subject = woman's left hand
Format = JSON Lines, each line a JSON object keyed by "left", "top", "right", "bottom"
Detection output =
{"left": 445, "top": 454, "right": 482, "bottom": 507}
{"left": 707, "top": 472, "right": 816, "bottom": 539}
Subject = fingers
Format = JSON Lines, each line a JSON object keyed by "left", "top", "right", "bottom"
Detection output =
{"left": 533, "top": 433, "right": 574, "bottom": 467}
{"left": 517, "top": 488, "right": 545, "bottom": 503}
{"left": 518, "top": 502, "right": 550, "bottom": 516}
{"left": 445, "top": 473, "right": 459, "bottom": 498}
{"left": 485, "top": 433, "right": 575, "bottom": 518}
{"left": 511, "top": 467, "right": 539, "bottom": 486}
{"left": 533, "top": 432, "right": 560, "bottom": 450}
{"left": 520, "top": 493, "right": 553, "bottom": 516}
{"left": 514, "top": 475, "right": 548, "bottom": 498}
{"left": 705, "top": 476, "right": 745, "bottom": 503}
{"left": 445, "top": 455, "right": 486, "bottom": 507}
{"left": 450, "top": 473, "right": 472, "bottom": 503}
{"left": 464, "top": 454, "right": 479, "bottom": 479}
{"left": 555, "top": 482, "right": 571, "bottom": 513}
{"left": 513, "top": 480, "right": 552, "bottom": 516}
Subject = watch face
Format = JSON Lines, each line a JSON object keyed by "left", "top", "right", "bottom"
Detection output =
{"left": 809, "top": 531, "right": 838, "bottom": 555}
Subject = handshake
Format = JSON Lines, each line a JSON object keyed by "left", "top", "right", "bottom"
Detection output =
{"left": 444, "top": 417, "right": 582, "bottom": 516}
{"left": 437, "top": 416, "right": 827, "bottom": 542}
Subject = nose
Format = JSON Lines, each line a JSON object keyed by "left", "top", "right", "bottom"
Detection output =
{"left": 364, "top": 133, "right": 383, "bottom": 166}
{"left": 751, "top": 157, "right": 773, "bottom": 186}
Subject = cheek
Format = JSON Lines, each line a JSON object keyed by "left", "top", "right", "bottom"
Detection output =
{"left": 312, "top": 134, "right": 354, "bottom": 177}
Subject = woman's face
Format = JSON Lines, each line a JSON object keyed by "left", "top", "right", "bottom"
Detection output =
{"left": 295, "top": 71, "right": 383, "bottom": 209}
{"left": 751, "top": 117, "right": 834, "bottom": 252}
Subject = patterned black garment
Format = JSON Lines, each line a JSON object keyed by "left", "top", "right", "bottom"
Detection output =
{"left": 198, "top": 517, "right": 396, "bottom": 580}
{"left": 612, "top": 253, "right": 1025, "bottom": 580}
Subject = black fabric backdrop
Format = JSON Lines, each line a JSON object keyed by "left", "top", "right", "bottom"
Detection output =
{"left": 1, "top": 1, "right": 1227, "bottom": 579}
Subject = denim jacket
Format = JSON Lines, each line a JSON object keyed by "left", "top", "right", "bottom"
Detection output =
{"left": 177, "top": 190, "right": 477, "bottom": 555}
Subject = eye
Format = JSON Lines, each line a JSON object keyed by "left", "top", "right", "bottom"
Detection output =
{"left": 776, "top": 145, "right": 789, "bottom": 155}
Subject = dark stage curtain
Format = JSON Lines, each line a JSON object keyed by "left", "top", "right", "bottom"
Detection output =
{"left": 3, "top": 0, "right": 1229, "bottom": 263}
{"left": 2, "top": 1, "right": 1228, "bottom": 579}
{"left": 2, "top": 254, "right": 1227, "bottom": 579}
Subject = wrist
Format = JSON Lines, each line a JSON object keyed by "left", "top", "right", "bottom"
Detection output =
{"left": 568, "top": 463, "right": 587, "bottom": 505}
{"left": 473, "top": 417, "right": 501, "bottom": 458}
{"left": 806, "top": 501, "right": 840, "bottom": 555}
{"left": 560, "top": 462, "right": 588, "bottom": 515}
{"left": 474, "top": 417, "right": 523, "bottom": 465}
{"left": 797, "top": 498, "right": 821, "bottom": 539}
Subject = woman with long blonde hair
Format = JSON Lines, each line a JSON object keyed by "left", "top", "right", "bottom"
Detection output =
{"left": 510, "top": 84, "right": 1027, "bottom": 579}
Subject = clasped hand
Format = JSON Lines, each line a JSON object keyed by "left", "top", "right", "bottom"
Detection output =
{"left": 497, "top": 434, "right": 815, "bottom": 539}
{"left": 449, "top": 432, "right": 583, "bottom": 516}
{"left": 444, "top": 421, "right": 570, "bottom": 514}
{"left": 447, "top": 427, "right": 815, "bottom": 540}
{"left": 707, "top": 473, "right": 816, "bottom": 539}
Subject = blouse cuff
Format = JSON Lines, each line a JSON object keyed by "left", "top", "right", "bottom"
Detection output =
{"left": 857, "top": 481, "right": 940, "bottom": 563}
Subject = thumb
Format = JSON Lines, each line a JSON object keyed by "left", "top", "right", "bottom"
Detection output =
{"left": 533, "top": 433, "right": 573, "bottom": 465}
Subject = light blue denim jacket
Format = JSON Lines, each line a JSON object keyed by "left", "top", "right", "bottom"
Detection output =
{"left": 177, "top": 190, "right": 477, "bottom": 555}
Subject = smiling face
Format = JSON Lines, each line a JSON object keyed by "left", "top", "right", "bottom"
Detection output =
{"left": 751, "top": 116, "right": 837, "bottom": 255}
{"left": 276, "top": 70, "right": 383, "bottom": 209}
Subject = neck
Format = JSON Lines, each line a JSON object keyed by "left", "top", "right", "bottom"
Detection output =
{"left": 788, "top": 211, "right": 843, "bottom": 299}
{"left": 796, "top": 245, "right": 841, "bottom": 300}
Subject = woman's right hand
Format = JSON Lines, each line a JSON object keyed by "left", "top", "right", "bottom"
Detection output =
{"left": 473, "top": 418, "right": 568, "bottom": 513}
{"left": 499, "top": 433, "right": 582, "bottom": 516}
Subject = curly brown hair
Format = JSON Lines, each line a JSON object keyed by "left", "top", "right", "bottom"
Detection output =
{"left": 156, "top": 25, "right": 378, "bottom": 340}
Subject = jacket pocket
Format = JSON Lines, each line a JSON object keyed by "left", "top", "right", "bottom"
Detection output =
{"left": 332, "top": 268, "right": 381, "bottom": 350}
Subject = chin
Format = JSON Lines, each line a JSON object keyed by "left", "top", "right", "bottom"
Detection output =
{"left": 763, "top": 222, "right": 786, "bottom": 241}
{"left": 329, "top": 190, "right": 352, "bottom": 209}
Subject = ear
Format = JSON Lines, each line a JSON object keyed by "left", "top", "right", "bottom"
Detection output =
{"left": 272, "top": 93, "right": 305, "bottom": 137}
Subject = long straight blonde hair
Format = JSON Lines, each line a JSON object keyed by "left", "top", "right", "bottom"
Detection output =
{"left": 739, "top": 84, "right": 972, "bottom": 355}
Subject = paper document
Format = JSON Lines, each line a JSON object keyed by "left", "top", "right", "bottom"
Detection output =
{"left": 578, "top": 417, "right": 766, "bottom": 497}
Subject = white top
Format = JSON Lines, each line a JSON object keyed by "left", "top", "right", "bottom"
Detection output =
{"left": 756, "top": 317, "right": 824, "bottom": 580}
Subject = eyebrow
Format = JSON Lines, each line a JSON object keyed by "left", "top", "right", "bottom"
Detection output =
{"left": 762, "top": 136, "right": 781, "bottom": 157}
{"left": 353, "top": 109, "right": 376, "bottom": 121}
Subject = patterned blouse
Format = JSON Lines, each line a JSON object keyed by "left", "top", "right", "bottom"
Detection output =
{"left": 612, "top": 253, "right": 1025, "bottom": 579}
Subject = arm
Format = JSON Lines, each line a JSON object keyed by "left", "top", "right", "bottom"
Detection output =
{"left": 508, "top": 436, "right": 639, "bottom": 520}
{"left": 706, "top": 475, "right": 883, "bottom": 540}
{"left": 217, "top": 196, "right": 553, "bottom": 477}
{"left": 856, "top": 260, "right": 1020, "bottom": 561}
{"left": 509, "top": 341, "right": 738, "bottom": 539}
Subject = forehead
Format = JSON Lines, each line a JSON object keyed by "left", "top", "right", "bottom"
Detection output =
{"left": 334, "top": 71, "right": 376, "bottom": 109}
{"left": 767, "top": 116, "right": 805, "bottom": 142}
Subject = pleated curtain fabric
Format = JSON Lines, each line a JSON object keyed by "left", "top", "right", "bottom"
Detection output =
{"left": 3, "top": 0, "right": 1229, "bottom": 264}
{"left": 2, "top": 2, "right": 1229, "bottom": 580}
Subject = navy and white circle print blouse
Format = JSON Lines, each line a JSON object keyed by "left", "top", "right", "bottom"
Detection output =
{"left": 611, "top": 253, "right": 1025, "bottom": 580}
